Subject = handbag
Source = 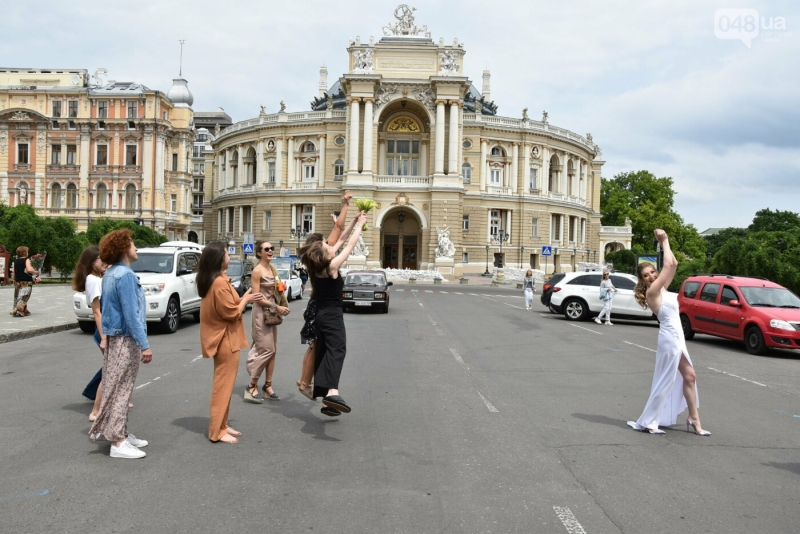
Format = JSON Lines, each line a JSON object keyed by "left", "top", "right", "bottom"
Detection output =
{"left": 600, "top": 287, "right": 611, "bottom": 301}
{"left": 263, "top": 264, "right": 289, "bottom": 326}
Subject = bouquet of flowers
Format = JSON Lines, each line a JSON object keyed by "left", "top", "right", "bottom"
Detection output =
{"left": 355, "top": 198, "right": 377, "bottom": 231}
{"left": 29, "top": 252, "right": 46, "bottom": 283}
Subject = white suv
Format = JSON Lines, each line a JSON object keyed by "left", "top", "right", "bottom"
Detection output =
{"left": 73, "top": 244, "right": 203, "bottom": 334}
{"left": 549, "top": 271, "right": 655, "bottom": 322}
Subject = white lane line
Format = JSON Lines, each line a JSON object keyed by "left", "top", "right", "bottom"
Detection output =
{"left": 425, "top": 290, "right": 433, "bottom": 293}
{"left": 450, "top": 347, "right": 465, "bottom": 364}
{"left": 553, "top": 506, "right": 588, "bottom": 534}
{"left": 435, "top": 328, "right": 445, "bottom": 336}
{"left": 153, "top": 376, "right": 161, "bottom": 381}
{"left": 449, "top": 348, "right": 499, "bottom": 413}
{"left": 135, "top": 381, "right": 151, "bottom": 390}
{"left": 708, "top": 367, "right": 767, "bottom": 387}
{"left": 440, "top": 291, "right": 449, "bottom": 294}
{"left": 469, "top": 293, "right": 478, "bottom": 296}
{"left": 568, "top": 323, "right": 604, "bottom": 335}
{"left": 503, "top": 302, "right": 526, "bottom": 310}
{"left": 191, "top": 355, "right": 202, "bottom": 362}
{"left": 396, "top": 289, "right": 405, "bottom": 292}
{"left": 411, "top": 290, "right": 418, "bottom": 293}
{"left": 477, "top": 390, "right": 499, "bottom": 413}
{"left": 623, "top": 340, "right": 654, "bottom": 352}
{"left": 455, "top": 292, "right": 463, "bottom": 295}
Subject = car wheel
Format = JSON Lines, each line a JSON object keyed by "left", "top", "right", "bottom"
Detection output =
{"left": 286, "top": 288, "right": 292, "bottom": 301}
{"left": 78, "top": 320, "right": 96, "bottom": 334}
{"left": 296, "top": 287, "right": 302, "bottom": 300}
{"left": 381, "top": 304, "right": 389, "bottom": 314}
{"left": 680, "top": 314, "right": 695, "bottom": 340}
{"left": 745, "top": 326, "right": 767, "bottom": 355}
{"left": 563, "top": 299, "right": 588, "bottom": 321}
{"left": 160, "top": 297, "right": 180, "bottom": 334}
{"left": 342, "top": 305, "right": 347, "bottom": 313}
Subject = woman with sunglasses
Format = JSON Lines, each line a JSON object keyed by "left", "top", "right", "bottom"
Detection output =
{"left": 244, "top": 241, "right": 290, "bottom": 403}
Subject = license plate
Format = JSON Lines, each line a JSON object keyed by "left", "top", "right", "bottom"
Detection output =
{"left": 355, "top": 301, "right": 372, "bottom": 307}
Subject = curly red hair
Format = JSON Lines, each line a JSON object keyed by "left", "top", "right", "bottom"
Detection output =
{"left": 99, "top": 229, "right": 133, "bottom": 265}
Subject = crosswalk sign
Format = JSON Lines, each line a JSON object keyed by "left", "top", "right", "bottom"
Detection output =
{"left": 541, "top": 246, "right": 553, "bottom": 256}
{"left": 242, "top": 243, "right": 254, "bottom": 254}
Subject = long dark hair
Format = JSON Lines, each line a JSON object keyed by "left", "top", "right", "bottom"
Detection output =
{"left": 634, "top": 262, "right": 654, "bottom": 309}
{"left": 299, "top": 240, "right": 330, "bottom": 281}
{"left": 197, "top": 241, "right": 227, "bottom": 298}
{"left": 72, "top": 245, "right": 101, "bottom": 292}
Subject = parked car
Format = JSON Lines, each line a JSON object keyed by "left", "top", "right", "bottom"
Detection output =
{"left": 73, "top": 245, "right": 202, "bottom": 334}
{"left": 226, "top": 259, "right": 254, "bottom": 297}
{"left": 549, "top": 271, "right": 656, "bottom": 322}
{"left": 342, "top": 270, "right": 392, "bottom": 313}
{"left": 678, "top": 274, "right": 800, "bottom": 355}
{"left": 271, "top": 258, "right": 303, "bottom": 300}
{"left": 540, "top": 273, "right": 566, "bottom": 311}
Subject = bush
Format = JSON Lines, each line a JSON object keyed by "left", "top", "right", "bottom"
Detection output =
{"left": 86, "top": 219, "right": 166, "bottom": 248}
{"left": 604, "top": 249, "right": 637, "bottom": 274}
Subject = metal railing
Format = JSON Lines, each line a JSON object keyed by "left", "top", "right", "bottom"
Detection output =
{"left": 374, "top": 175, "right": 431, "bottom": 186}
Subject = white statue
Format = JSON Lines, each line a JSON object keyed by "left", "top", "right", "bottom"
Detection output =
{"left": 438, "top": 50, "right": 459, "bottom": 76}
{"left": 435, "top": 226, "right": 456, "bottom": 259}
{"left": 542, "top": 110, "right": 549, "bottom": 123}
{"left": 18, "top": 187, "right": 27, "bottom": 204}
{"left": 353, "top": 49, "right": 374, "bottom": 73}
{"left": 383, "top": 4, "right": 429, "bottom": 36}
{"left": 522, "top": 108, "right": 529, "bottom": 120}
{"left": 259, "top": 105, "right": 267, "bottom": 116}
{"left": 91, "top": 68, "right": 108, "bottom": 88}
{"left": 279, "top": 100, "right": 286, "bottom": 113}
{"left": 350, "top": 234, "right": 370, "bottom": 257}
{"left": 412, "top": 86, "right": 434, "bottom": 111}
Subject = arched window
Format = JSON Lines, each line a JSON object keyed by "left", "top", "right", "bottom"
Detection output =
{"left": 302, "top": 142, "right": 316, "bottom": 152}
{"left": 125, "top": 184, "right": 136, "bottom": 210}
{"left": 549, "top": 154, "right": 560, "bottom": 193}
{"left": 96, "top": 184, "right": 107, "bottom": 209}
{"left": 491, "top": 146, "right": 503, "bottom": 157}
{"left": 462, "top": 162, "right": 472, "bottom": 184}
{"left": 334, "top": 159, "right": 344, "bottom": 180}
{"left": 231, "top": 150, "right": 239, "bottom": 187}
{"left": 51, "top": 183, "right": 62, "bottom": 209}
{"left": 66, "top": 183, "right": 78, "bottom": 209}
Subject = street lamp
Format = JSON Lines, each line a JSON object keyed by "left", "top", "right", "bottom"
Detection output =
{"left": 553, "top": 248, "right": 559, "bottom": 274}
{"left": 482, "top": 244, "right": 491, "bottom": 276}
{"left": 290, "top": 225, "right": 307, "bottom": 256}
{"left": 520, "top": 245, "right": 525, "bottom": 269}
{"left": 496, "top": 230, "right": 510, "bottom": 269}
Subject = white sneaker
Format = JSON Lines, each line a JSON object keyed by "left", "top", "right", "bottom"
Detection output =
{"left": 594, "top": 317, "right": 602, "bottom": 324}
{"left": 606, "top": 321, "right": 613, "bottom": 326}
{"left": 127, "top": 434, "right": 148, "bottom": 448}
{"left": 110, "top": 440, "right": 146, "bottom": 459}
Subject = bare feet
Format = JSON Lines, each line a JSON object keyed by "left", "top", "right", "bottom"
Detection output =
{"left": 128, "top": 403, "right": 134, "bottom": 408}
{"left": 225, "top": 427, "right": 242, "bottom": 436}
{"left": 89, "top": 412, "right": 98, "bottom": 422}
{"left": 217, "top": 433, "right": 238, "bottom": 444}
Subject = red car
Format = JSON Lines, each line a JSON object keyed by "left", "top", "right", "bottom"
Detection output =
{"left": 678, "top": 274, "right": 800, "bottom": 355}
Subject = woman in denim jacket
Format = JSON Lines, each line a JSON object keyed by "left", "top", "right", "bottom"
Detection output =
{"left": 89, "top": 229, "right": 153, "bottom": 459}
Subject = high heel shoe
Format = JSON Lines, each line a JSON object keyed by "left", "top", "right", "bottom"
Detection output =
{"left": 262, "top": 381, "right": 280, "bottom": 401}
{"left": 686, "top": 419, "right": 711, "bottom": 436}
{"left": 297, "top": 380, "right": 315, "bottom": 401}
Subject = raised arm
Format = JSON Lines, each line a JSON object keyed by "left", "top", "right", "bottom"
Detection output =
{"left": 646, "top": 229, "right": 677, "bottom": 300}
{"left": 331, "top": 210, "right": 362, "bottom": 252}
{"left": 326, "top": 191, "right": 351, "bottom": 245}
{"left": 330, "top": 212, "right": 368, "bottom": 271}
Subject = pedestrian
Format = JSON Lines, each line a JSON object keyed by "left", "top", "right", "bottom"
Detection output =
{"left": 522, "top": 269, "right": 535, "bottom": 310}
{"left": 10, "top": 246, "right": 39, "bottom": 317}
{"left": 595, "top": 270, "right": 617, "bottom": 325}
{"left": 296, "top": 191, "right": 352, "bottom": 403}
{"left": 198, "top": 241, "right": 263, "bottom": 443}
{"left": 244, "top": 240, "right": 290, "bottom": 403}
{"left": 297, "top": 264, "right": 309, "bottom": 293}
{"left": 299, "top": 210, "right": 367, "bottom": 415}
{"left": 72, "top": 245, "right": 108, "bottom": 421}
{"left": 627, "top": 229, "right": 711, "bottom": 436}
{"left": 89, "top": 229, "right": 153, "bottom": 459}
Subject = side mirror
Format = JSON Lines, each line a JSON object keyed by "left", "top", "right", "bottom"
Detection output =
{"left": 387, "top": 281, "right": 394, "bottom": 286}
{"left": 291, "top": 274, "right": 298, "bottom": 279}
{"left": 179, "top": 266, "right": 193, "bottom": 275}
{"left": 728, "top": 300, "right": 741, "bottom": 307}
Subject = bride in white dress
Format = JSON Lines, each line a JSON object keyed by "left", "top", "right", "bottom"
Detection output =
{"left": 627, "top": 229, "right": 711, "bottom": 436}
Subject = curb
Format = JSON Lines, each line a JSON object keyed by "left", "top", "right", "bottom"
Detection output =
{"left": 0, "top": 322, "right": 79, "bottom": 344}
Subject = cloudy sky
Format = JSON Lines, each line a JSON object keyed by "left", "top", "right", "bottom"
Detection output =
{"left": 2, "top": 0, "right": 797, "bottom": 231}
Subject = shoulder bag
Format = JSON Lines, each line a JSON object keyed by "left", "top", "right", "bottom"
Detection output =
{"left": 264, "top": 264, "right": 289, "bottom": 326}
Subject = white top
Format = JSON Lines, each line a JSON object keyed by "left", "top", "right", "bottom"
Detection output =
{"left": 85, "top": 274, "right": 102, "bottom": 306}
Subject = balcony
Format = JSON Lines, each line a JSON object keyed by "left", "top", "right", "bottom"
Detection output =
{"left": 123, "top": 165, "right": 141, "bottom": 173}
{"left": 14, "top": 164, "right": 31, "bottom": 172}
{"left": 264, "top": 182, "right": 277, "bottom": 189}
{"left": 293, "top": 182, "right": 317, "bottom": 190}
{"left": 600, "top": 226, "right": 633, "bottom": 234}
{"left": 191, "top": 215, "right": 204, "bottom": 225}
{"left": 47, "top": 164, "right": 80, "bottom": 173}
{"left": 374, "top": 175, "right": 431, "bottom": 187}
{"left": 92, "top": 165, "right": 110, "bottom": 173}
{"left": 528, "top": 188, "right": 541, "bottom": 196}
{"left": 487, "top": 186, "right": 512, "bottom": 196}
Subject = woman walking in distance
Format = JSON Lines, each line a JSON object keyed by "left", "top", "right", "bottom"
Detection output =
{"left": 522, "top": 269, "right": 535, "bottom": 310}
{"left": 244, "top": 240, "right": 290, "bottom": 403}
{"left": 627, "top": 229, "right": 711, "bottom": 436}
{"left": 10, "top": 246, "right": 39, "bottom": 317}
{"left": 72, "top": 245, "right": 108, "bottom": 421}
{"left": 299, "top": 210, "right": 367, "bottom": 415}
{"left": 198, "top": 242, "right": 263, "bottom": 443}
{"left": 89, "top": 229, "right": 153, "bottom": 459}
{"left": 296, "top": 192, "right": 351, "bottom": 401}
{"left": 595, "top": 270, "right": 617, "bottom": 325}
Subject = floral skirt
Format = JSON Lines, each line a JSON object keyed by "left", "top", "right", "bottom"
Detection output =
{"left": 10, "top": 281, "right": 33, "bottom": 317}
{"left": 89, "top": 336, "right": 141, "bottom": 442}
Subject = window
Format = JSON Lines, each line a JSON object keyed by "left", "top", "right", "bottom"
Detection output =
{"left": 96, "top": 184, "right": 108, "bottom": 209}
{"left": 531, "top": 217, "right": 539, "bottom": 237}
{"left": 569, "top": 216, "right": 576, "bottom": 242}
{"left": 462, "top": 139, "right": 473, "bottom": 150}
{"left": 200, "top": 164, "right": 204, "bottom": 174}
{"left": 302, "top": 142, "right": 315, "bottom": 152}
{"left": 125, "top": 145, "right": 137, "bottom": 166}
{"left": 462, "top": 214, "right": 469, "bottom": 231}
{"left": 96, "top": 145, "right": 108, "bottom": 165}
{"left": 551, "top": 214, "right": 561, "bottom": 242}
{"left": 700, "top": 283, "right": 720, "bottom": 303}
{"left": 51, "top": 184, "right": 62, "bottom": 208}
{"left": 172, "top": 153, "right": 178, "bottom": 171}
{"left": 490, "top": 210, "right": 500, "bottom": 237}
{"left": 170, "top": 194, "right": 177, "bottom": 212}
{"left": 683, "top": 281, "right": 701, "bottom": 299}
{"left": 98, "top": 101, "right": 108, "bottom": 118}
{"left": 52, "top": 101, "right": 62, "bottom": 117}
{"left": 197, "top": 133, "right": 207, "bottom": 142}
{"left": 263, "top": 210, "right": 272, "bottom": 231}
{"left": 193, "top": 194, "right": 203, "bottom": 211}
{"left": 193, "top": 146, "right": 203, "bottom": 158}
{"left": 462, "top": 252, "right": 469, "bottom": 263}
{"left": 127, "top": 101, "right": 137, "bottom": 118}
{"left": 720, "top": 286, "right": 739, "bottom": 306}
{"left": 529, "top": 168, "right": 538, "bottom": 189}
{"left": 125, "top": 184, "right": 137, "bottom": 210}
{"left": 302, "top": 205, "right": 314, "bottom": 233}
{"left": 51, "top": 145, "right": 62, "bottom": 165}
{"left": 611, "top": 275, "right": 636, "bottom": 290}
{"left": 266, "top": 162, "right": 274, "bottom": 183}
{"left": 162, "top": 111, "right": 168, "bottom": 121}
{"left": 462, "top": 163, "right": 472, "bottom": 183}
{"left": 68, "top": 121, "right": 76, "bottom": 130}
{"left": 66, "top": 144, "right": 77, "bottom": 165}
{"left": 304, "top": 164, "right": 315, "bottom": 181}
{"left": 66, "top": 183, "right": 77, "bottom": 209}
{"left": 17, "top": 143, "right": 29, "bottom": 164}
{"left": 491, "top": 147, "right": 502, "bottom": 156}
{"left": 194, "top": 163, "right": 200, "bottom": 173}
{"left": 334, "top": 159, "right": 344, "bottom": 180}
{"left": 385, "top": 139, "right": 420, "bottom": 176}
{"left": 68, "top": 101, "right": 78, "bottom": 118}
{"left": 490, "top": 168, "right": 501, "bottom": 184}
{"left": 242, "top": 206, "right": 252, "bottom": 233}
{"left": 334, "top": 136, "right": 345, "bottom": 146}
{"left": 227, "top": 207, "right": 235, "bottom": 233}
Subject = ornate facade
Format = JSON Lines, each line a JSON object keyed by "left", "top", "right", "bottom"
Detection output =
{"left": 206, "top": 7, "right": 615, "bottom": 275}
{"left": 0, "top": 68, "right": 195, "bottom": 238}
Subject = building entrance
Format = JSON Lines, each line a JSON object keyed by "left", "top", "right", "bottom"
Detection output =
{"left": 381, "top": 210, "right": 419, "bottom": 270}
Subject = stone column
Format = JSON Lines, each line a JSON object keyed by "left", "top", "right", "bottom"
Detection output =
{"left": 541, "top": 146, "right": 549, "bottom": 194}
{"left": 256, "top": 140, "right": 265, "bottom": 184}
{"left": 479, "top": 138, "right": 487, "bottom": 191}
{"left": 559, "top": 214, "right": 565, "bottom": 244}
{"left": 448, "top": 100, "right": 459, "bottom": 175}
{"left": 362, "top": 98, "right": 374, "bottom": 173}
{"left": 155, "top": 133, "right": 166, "bottom": 193}
{"left": 523, "top": 143, "right": 530, "bottom": 192}
{"left": 378, "top": 140, "right": 386, "bottom": 175}
{"left": 348, "top": 98, "right": 360, "bottom": 172}
{"left": 286, "top": 137, "right": 295, "bottom": 187}
{"left": 275, "top": 138, "right": 284, "bottom": 188}
{"left": 318, "top": 134, "right": 326, "bottom": 186}
{"left": 79, "top": 129, "right": 90, "bottom": 191}
{"left": 237, "top": 146, "right": 244, "bottom": 188}
{"left": 420, "top": 141, "right": 427, "bottom": 177}
{"left": 511, "top": 142, "right": 519, "bottom": 194}
{"left": 434, "top": 100, "right": 446, "bottom": 174}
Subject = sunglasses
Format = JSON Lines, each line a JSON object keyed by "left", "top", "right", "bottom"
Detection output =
{"left": 262, "top": 246, "right": 275, "bottom": 252}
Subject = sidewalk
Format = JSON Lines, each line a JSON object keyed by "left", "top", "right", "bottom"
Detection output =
{"left": 0, "top": 284, "right": 78, "bottom": 343}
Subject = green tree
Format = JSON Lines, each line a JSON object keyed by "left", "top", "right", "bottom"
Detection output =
{"left": 712, "top": 230, "right": 800, "bottom": 295}
{"left": 85, "top": 219, "right": 166, "bottom": 247}
{"left": 604, "top": 249, "right": 637, "bottom": 274}
{"left": 703, "top": 227, "right": 749, "bottom": 257}
{"left": 748, "top": 208, "right": 800, "bottom": 233}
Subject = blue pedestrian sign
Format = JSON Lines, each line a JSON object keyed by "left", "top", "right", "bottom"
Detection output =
{"left": 227, "top": 246, "right": 236, "bottom": 255}
{"left": 541, "top": 246, "right": 553, "bottom": 257}
{"left": 242, "top": 243, "right": 254, "bottom": 254}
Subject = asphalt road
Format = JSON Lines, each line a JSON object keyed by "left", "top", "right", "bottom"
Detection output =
{"left": 1, "top": 286, "right": 799, "bottom": 533}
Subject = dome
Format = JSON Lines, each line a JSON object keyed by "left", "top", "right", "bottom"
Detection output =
{"left": 167, "top": 77, "right": 194, "bottom": 108}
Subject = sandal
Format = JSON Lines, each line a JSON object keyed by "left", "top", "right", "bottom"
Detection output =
{"left": 322, "top": 395, "right": 351, "bottom": 413}
{"left": 262, "top": 381, "right": 280, "bottom": 401}
{"left": 297, "top": 380, "right": 315, "bottom": 401}
{"left": 244, "top": 384, "right": 264, "bottom": 403}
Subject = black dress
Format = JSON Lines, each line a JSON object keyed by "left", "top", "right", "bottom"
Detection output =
{"left": 312, "top": 274, "right": 346, "bottom": 399}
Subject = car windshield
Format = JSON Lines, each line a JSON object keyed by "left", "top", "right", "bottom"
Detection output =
{"left": 276, "top": 268, "right": 290, "bottom": 280}
{"left": 739, "top": 287, "right": 800, "bottom": 308}
{"left": 131, "top": 253, "right": 174, "bottom": 274}
{"left": 226, "top": 262, "right": 243, "bottom": 277}
{"left": 345, "top": 273, "right": 386, "bottom": 286}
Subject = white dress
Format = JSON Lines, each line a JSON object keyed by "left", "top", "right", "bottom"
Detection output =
{"left": 628, "top": 291, "right": 698, "bottom": 431}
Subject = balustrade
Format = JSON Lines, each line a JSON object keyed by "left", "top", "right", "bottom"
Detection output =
{"left": 374, "top": 175, "right": 431, "bottom": 186}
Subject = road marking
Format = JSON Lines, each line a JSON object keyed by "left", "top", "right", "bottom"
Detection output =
{"left": 191, "top": 355, "right": 202, "bottom": 362}
{"left": 425, "top": 290, "right": 433, "bottom": 293}
{"left": 469, "top": 293, "right": 478, "bottom": 296}
{"left": 135, "top": 381, "right": 151, "bottom": 390}
{"left": 623, "top": 340, "right": 654, "bottom": 352}
{"left": 477, "top": 390, "right": 499, "bottom": 412}
{"left": 568, "top": 323, "right": 603, "bottom": 335}
{"left": 395, "top": 289, "right": 405, "bottom": 292}
{"left": 707, "top": 367, "right": 767, "bottom": 387}
{"left": 439, "top": 291, "right": 449, "bottom": 294}
{"left": 411, "top": 290, "right": 418, "bottom": 293}
{"left": 153, "top": 376, "right": 161, "bottom": 381}
{"left": 449, "top": 348, "right": 499, "bottom": 413}
{"left": 450, "top": 347, "right": 464, "bottom": 363}
{"left": 553, "top": 506, "right": 588, "bottom": 534}
{"left": 455, "top": 292, "right": 463, "bottom": 295}
{"left": 503, "top": 302, "right": 526, "bottom": 310}
{"left": 435, "top": 328, "right": 445, "bottom": 336}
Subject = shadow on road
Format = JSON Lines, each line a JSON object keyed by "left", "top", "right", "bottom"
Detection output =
{"left": 262, "top": 393, "right": 341, "bottom": 442}
{"left": 62, "top": 402, "right": 92, "bottom": 416}
{"left": 172, "top": 416, "right": 209, "bottom": 435}
{"left": 763, "top": 462, "right": 800, "bottom": 476}
{"left": 572, "top": 413, "right": 629, "bottom": 428}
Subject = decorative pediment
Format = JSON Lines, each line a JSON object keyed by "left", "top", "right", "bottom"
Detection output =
{"left": 386, "top": 116, "right": 420, "bottom": 133}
